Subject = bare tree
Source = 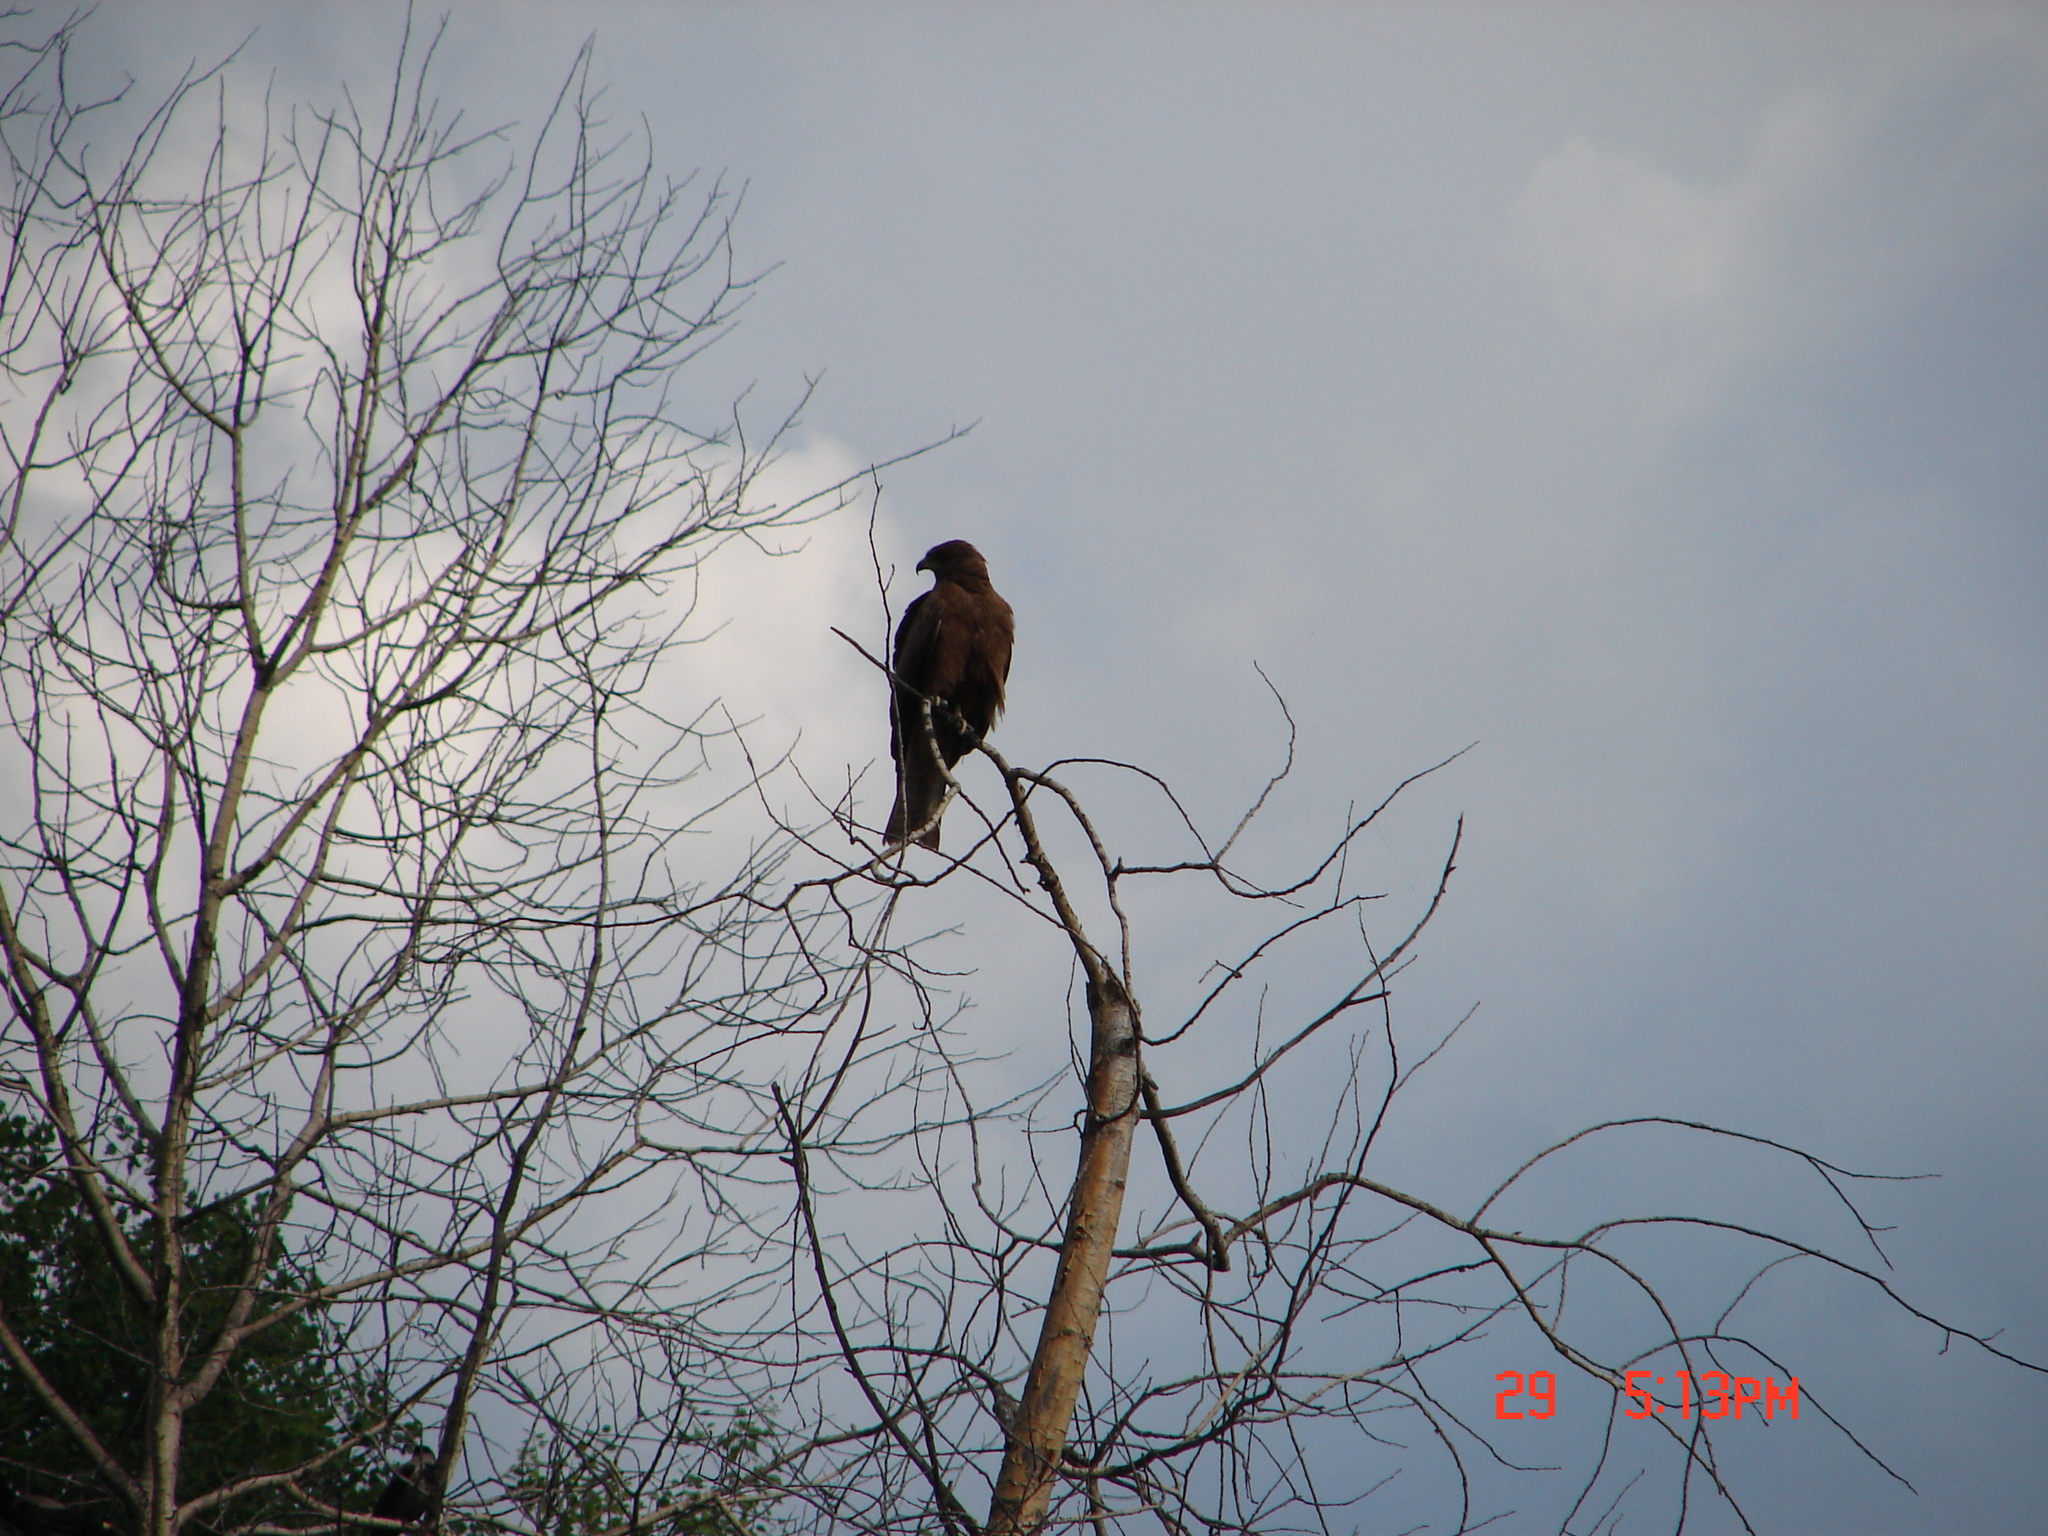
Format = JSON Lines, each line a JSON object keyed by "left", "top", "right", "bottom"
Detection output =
{"left": 755, "top": 640, "right": 2048, "bottom": 1535}
{"left": 3, "top": 15, "right": 2040, "bottom": 1536}
{"left": 0, "top": 16, "right": 937, "bottom": 1536}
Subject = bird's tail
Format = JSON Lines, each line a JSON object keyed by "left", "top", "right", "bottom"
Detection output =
{"left": 887, "top": 769, "right": 944, "bottom": 850}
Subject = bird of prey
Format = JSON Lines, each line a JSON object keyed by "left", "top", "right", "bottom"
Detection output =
{"left": 370, "top": 1446, "right": 438, "bottom": 1531}
{"left": 886, "top": 540, "right": 1014, "bottom": 850}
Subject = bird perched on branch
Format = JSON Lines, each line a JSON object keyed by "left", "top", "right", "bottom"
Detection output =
{"left": 886, "top": 540, "right": 1014, "bottom": 850}
{"left": 370, "top": 1446, "right": 438, "bottom": 1531}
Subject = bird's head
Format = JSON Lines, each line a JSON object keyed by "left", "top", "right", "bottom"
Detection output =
{"left": 917, "top": 540, "right": 987, "bottom": 580}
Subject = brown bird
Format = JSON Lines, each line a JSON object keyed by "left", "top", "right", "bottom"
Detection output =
{"left": 886, "top": 540, "right": 1014, "bottom": 850}
{"left": 370, "top": 1446, "right": 438, "bottom": 1531}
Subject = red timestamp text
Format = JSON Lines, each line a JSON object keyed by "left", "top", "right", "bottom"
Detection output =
{"left": 1494, "top": 1370, "right": 1801, "bottom": 1421}
{"left": 1625, "top": 1370, "right": 1799, "bottom": 1420}
{"left": 1494, "top": 1370, "right": 1558, "bottom": 1418}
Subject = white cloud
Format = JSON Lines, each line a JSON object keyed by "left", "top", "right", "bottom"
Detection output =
{"left": 1512, "top": 88, "right": 1850, "bottom": 321}
{"left": 1516, "top": 135, "right": 1740, "bottom": 310}
{"left": 661, "top": 435, "right": 907, "bottom": 821}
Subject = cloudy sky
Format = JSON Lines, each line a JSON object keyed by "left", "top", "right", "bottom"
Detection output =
{"left": 76, "top": 4, "right": 2048, "bottom": 1530}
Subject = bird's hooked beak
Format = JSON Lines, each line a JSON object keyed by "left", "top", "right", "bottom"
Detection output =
{"left": 916, "top": 555, "right": 933, "bottom": 575}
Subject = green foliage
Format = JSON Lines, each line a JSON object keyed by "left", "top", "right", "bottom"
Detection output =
{"left": 0, "top": 1114, "right": 382, "bottom": 1528}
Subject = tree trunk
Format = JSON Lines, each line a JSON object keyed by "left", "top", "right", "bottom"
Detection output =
{"left": 986, "top": 978, "right": 1141, "bottom": 1535}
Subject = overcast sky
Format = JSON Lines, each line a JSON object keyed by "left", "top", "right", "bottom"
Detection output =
{"left": 75, "top": 4, "right": 2048, "bottom": 1530}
